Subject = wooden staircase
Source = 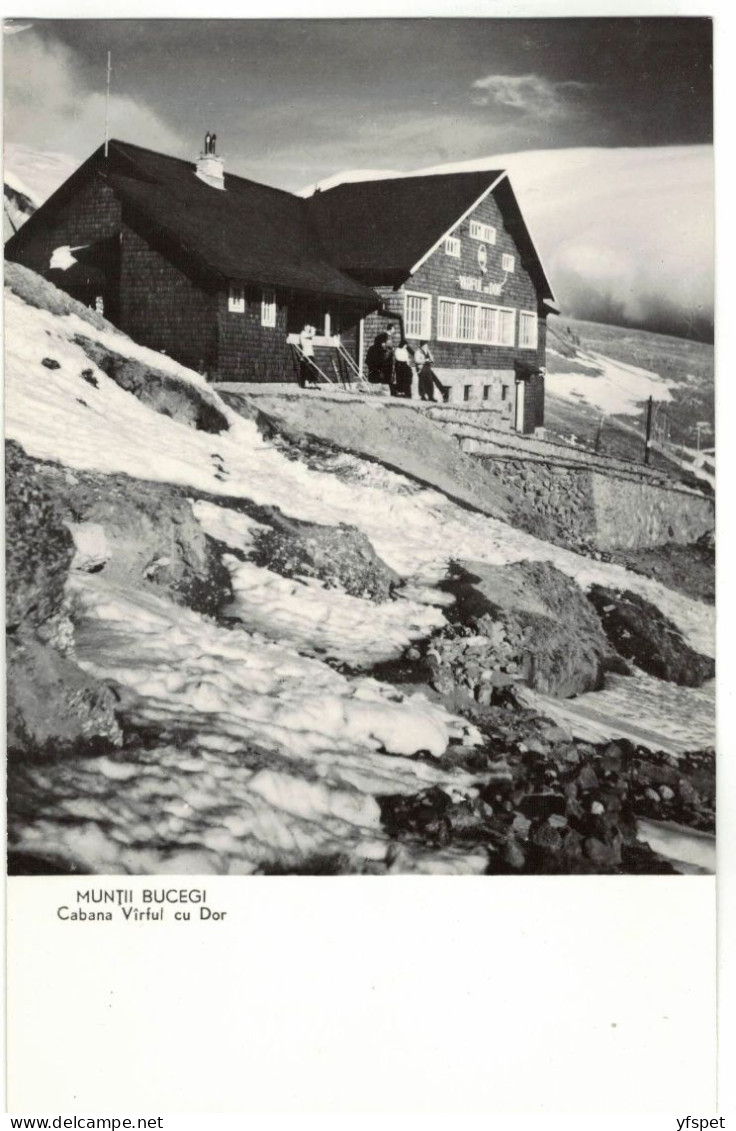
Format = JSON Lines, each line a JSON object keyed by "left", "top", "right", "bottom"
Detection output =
{"left": 288, "top": 341, "right": 370, "bottom": 390}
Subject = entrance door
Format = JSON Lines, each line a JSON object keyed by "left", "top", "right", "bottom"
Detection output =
{"left": 515, "top": 377, "right": 525, "bottom": 432}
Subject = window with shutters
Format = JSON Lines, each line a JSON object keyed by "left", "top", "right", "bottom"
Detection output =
{"left": 502, "top": 253, "right": 515, "bottom": 273}
{"left": 404, "top": 291, "right": 432, "bottom": 339}
{"left": 477, "top": 305, "right": 498, "bottom": 344}
{"left": 228, "top": 285, "right": 245, "bottom": 313}
{"left": 444, "top": 236, "right": 461, "bottom": 258}
{"left": 261, "top": 288, "right": 276, "bottom": 328}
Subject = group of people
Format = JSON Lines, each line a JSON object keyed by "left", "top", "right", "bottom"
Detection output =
{"left": 366, "top": 328, "right": 447, "bottom": 402}
{"left": 296, "top": 320, "right": 447, "bottom": 401}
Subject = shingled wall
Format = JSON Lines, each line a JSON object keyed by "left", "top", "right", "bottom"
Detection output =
{"left": 215, "top": 287, "right": 292, "bottom": 382}
{"left": 352, "top": 191, "right": 547, "bottom": 424}
{"left": 117, "top": 223, "right": 218, "bottom": 376}
{"left": 5, "top": 174, "right": 122, "bottom": 279}
{"left": 406, "top": 189, "right": 545, "bottom": 369}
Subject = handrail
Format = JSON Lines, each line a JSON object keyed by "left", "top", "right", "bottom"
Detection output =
{"left": 289, "top": 341, "right": 336, "bottom": 385}
{"left": 336, "top": 341, "right": 372, "bottom": 389}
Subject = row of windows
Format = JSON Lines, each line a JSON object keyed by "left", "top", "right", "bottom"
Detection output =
{"left": 228, "top": 284, "right": 536, "bottom": 348}
{"left": 406, "top": 291, "right": 538, "bottom": 349}
{"left": 228, "top": 285, "right": 276, "bottom": 327}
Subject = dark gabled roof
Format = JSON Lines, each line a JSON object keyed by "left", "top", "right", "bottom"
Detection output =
{"left": 8, "top": 139, "right": 555, "bottom": 305}
{"left": 52, "top": 140, "right": 379, "bottom": 304}
{"left": 307, "top": 169, "right": 555, "bottom": 301}
{"left": 306, "top": 170, "right": 501, "bottom": 277}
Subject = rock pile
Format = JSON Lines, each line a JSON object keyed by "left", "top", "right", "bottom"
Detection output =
{"left": 37, "top": 463, "right": 233, "bottom": 618}
{"left": 588, "top": 584, "right": 715, "bottom": 687}
{"left": 422, "top": 559, "right": 628, "bottom": 702}
{"left": 250, "top": 510, "right": 399, "bottom": 602}
{"left": 378, "top": 704, "right": 714, "bottom": 874}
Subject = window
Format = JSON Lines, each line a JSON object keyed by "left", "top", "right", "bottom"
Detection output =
{"left": 228, "top": 285, "right": 245, "bottom": 313}
{"left": 470, "top": 220, "right": 497, "bottom": 244}
{"left": 477, "top": 305, "right": 498, "bottom": 344}
{"left": 519, "top": 311, "right": 538, "bottom": 349}
{"left": 499, "top": 308, "right": 516, "bottom": 345}
{"left": 483, "top": 385, "right": 491, "bottom": 401}
{"left": 501, "top": 384, "right": 508, "bottom": 402}
{"left": 457, "top": 302, "right": 477, "bottom": 341}
{"left": 436, "top": 296, "right": 516, "bottom": 347}
{"left": 464, "top": 385, "right": 472, "bottom": 402}
{"left": 404, "top": 291, "right": 432, "bottom": 339}
{"left": 444, "top": 236, "right": 461, "bottom": 258}
{"left": 438, "top": 299, "right": 456, "bottom": 340}
{"left": 261, "top": 288, "right": 276, "bottom": 328}
{"left": 502, "top": 253, "right": 515, "bottom": 273}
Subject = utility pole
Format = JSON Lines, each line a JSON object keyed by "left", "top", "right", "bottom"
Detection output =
{"left": 594, "top": 412, "right": 604, "bottom": 454}
{"left": 644, "top": 395, "right": 653, "bottom": 466}
{"left": 104, "top": 51, "right": 112, "bottom": 158}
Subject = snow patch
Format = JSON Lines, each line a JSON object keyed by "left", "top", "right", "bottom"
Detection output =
{"left": 547, "top": 349, "right": 674, "bottom": 417}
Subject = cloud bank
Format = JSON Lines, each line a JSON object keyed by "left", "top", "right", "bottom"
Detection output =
{"left": 305, "top": 145, "right": 714, "bottom": 341}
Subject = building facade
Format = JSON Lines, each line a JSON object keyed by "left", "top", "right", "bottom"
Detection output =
{"left": 6, "top": 138, "right": 557, "bottom": 432}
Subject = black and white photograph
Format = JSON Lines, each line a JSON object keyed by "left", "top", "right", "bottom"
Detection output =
{"left": 4, "top": 14, "right": 715, "bottom": 880}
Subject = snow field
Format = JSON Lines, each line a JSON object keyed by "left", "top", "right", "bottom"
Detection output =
{"left": 9, "top": 571, "right": 489, "bottom": 873}
{"left": 193, "top": 499, "right": 447, "bottom": 667}
{"left": 5, "top": 283, "right": 716, "bottom": 872}
{"left": 546, "top": 348, "right": 676, "bottom": 417}
{"left": 5, "top": 289, "right": 713, "bottom": 660}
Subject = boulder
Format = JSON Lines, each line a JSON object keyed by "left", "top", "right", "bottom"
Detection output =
{"left": 587, "top": 585, "right": 715, "bottom": 687}
{"left": 5, "top": 441, "right": 74, "bottom": 633}
{"left": 6, "top": 442, "right": 124, "bottom": 757}
{"left": 251, "top": 510, "right": 399, "bottom": 602}
{"left": 36, "top": 464, "right": 233, "bottom": 618}
{"left": 6, "top": 634, "right": 122, "bottom": 756}
{"left": 429, "top": 559, "right": 628, "bottom": 700}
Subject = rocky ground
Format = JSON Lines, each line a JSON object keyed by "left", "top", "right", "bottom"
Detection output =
{"left": 4, "top": 263, "right": 717, "bottom": 876}
{"left": 597, "top": 536, "right": 715, "bottom": 604}
{"left": 7, "top": 434, "right": 716, "bottom": 876}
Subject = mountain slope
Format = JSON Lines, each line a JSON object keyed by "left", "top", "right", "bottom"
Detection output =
{"left": 545, "top": 316, "right": 714, "bottom": 459}
{"left": 4, "top": 264, "right": 715, "bottom": 876}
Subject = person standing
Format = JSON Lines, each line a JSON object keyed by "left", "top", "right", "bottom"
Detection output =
{"left": 383, "top": 330, "right": 398, "bottom": 395}
{"left": 366, "top": 332, "right": 390, "bottom": 386}
{"left": 415, "top": 340, "right": 445, "bottom": 402}
{"left": 394, "top": 339, "right": 414, "bottom": 398}
{"left": 299, "top": 322, "right": 317, "bottom": 388}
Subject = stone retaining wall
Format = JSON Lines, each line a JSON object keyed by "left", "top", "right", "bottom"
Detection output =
{"left": 432, "top": 420, "right": 714, "bottom": 550}
{"left": 216, "top": 387, "right": 714, "bottom": 551}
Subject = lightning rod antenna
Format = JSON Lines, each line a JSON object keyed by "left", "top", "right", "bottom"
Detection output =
{"left": 104, "top": 51, "right": 112, "bottom": 158}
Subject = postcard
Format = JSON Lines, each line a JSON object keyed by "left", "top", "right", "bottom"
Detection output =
{"left": 3, "top": 7, "right": 723, "bottom": 1117}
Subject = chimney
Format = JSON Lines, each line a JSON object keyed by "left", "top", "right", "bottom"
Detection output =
{"left": 195, "top": 131, "right": 225, "bottom": 190}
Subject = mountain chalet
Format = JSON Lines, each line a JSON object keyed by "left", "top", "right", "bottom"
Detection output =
{"left": 5, "top": 137, "right": 557, "bottom": 432}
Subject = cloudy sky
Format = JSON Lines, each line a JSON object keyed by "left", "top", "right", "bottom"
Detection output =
{"left": 3, "top": 17, "right": 712, "bottom": 190}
